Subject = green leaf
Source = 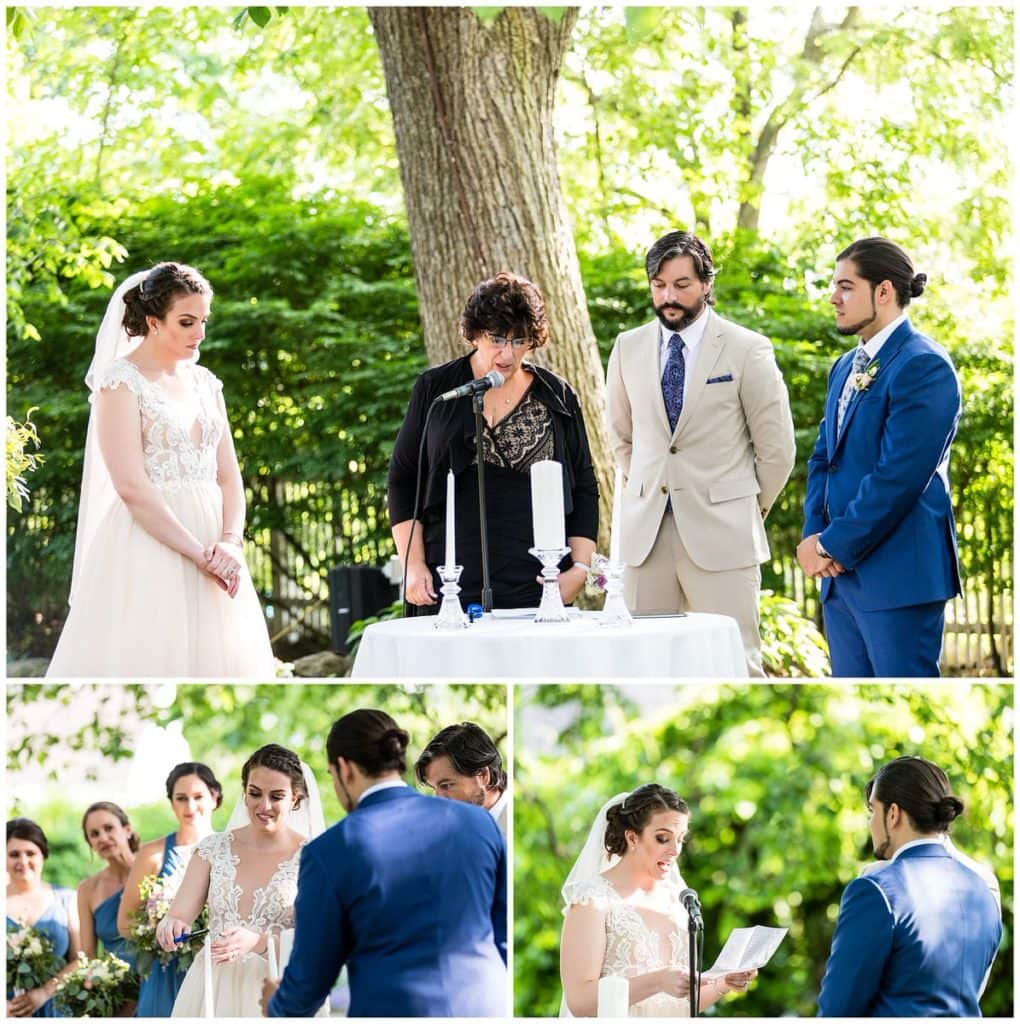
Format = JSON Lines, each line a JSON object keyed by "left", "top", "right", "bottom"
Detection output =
{"left": 248, "top": 7, "right": 272, "bottom": 28}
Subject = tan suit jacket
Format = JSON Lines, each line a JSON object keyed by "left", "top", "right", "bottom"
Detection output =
{"left": 606, "top": 310, "right": 795, "bottom": 572}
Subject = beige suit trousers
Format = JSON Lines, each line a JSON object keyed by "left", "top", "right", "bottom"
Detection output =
{"left": 623, "top": 512, "right": 765, "bottom": 677}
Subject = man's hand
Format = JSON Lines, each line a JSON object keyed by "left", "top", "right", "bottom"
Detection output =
{"left": 797, "top": 534, "right": 847, "bottom": 579}
{"left": 260, "top": 977, "right": 280, "bottom": 1017}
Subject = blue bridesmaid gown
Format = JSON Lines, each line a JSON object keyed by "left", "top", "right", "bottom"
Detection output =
{"left": 6, "top": 887, "right": 75, "bottom": 1017}
{"left": 135, "top": 834, "right": 187, "bottom": 1018}
{"left": 93, "top": 888, "right": 137, "bottom": 972}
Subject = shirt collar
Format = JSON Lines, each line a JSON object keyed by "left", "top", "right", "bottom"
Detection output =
{"left": 659, "top": 304, "right": 711, "bottom": 352}
{"left": 488, "top": 788, "right": 509, "bottom": 820}
{"left": 358, "top": 779, "right": 407, "bottom": 804}
{"left": 861, "top": 311, "right": 908, "bottom": 360}
{"left": 890, "top": 836, "right": 943, "bottom": 861}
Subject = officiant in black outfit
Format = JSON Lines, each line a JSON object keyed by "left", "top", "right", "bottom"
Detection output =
{"left": 388, "top": 272, "right": 599, "bottom": 613}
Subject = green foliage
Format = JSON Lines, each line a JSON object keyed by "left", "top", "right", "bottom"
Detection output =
{"left": 7, "top": 410, "right": 44, "bottom": 513}
{"left": 759, "top": 591, "right": 830, "bottom": 677}
{"left": 515, "top": 684, "right": 1014, "bottom": 1016}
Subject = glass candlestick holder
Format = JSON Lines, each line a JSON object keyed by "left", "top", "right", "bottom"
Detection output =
{"left": 599, "top": 559, "right": 633, "bottom": 627}
{"left": 434, "top": 564, "right": 468, "bottom": 630}
{"left": 529, "top": 546, "right": 572, "bottom": 623}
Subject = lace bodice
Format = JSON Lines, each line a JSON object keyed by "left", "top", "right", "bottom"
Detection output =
{"left": 565, "top": 874, "right": 691, "bottom": 1017}
{"left": 94, "top": 358, "right": 224, "bottom": 492}
{"left": 196, "top": 831, "right": 303, "bottom": 938}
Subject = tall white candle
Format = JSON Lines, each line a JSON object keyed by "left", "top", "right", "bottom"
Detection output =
{"left": 597, "top": 974, "right": 629, "bottom": 1017}
{"left": 267, "top": 930, "right": 278, "bottom": 979}
{"left": 279, "top": 929, "right": 294, "bottom": 970}
{"left": 444, "top": 469, "right": 456, "bottom": 569}
{"left": 530, "top": 460, "right": 565, "bottom": 550}
{"left": 609, "top": 467, "right": 624, "bottom": 565}
{"left": 203, "top": 939, "right": 214, "bottom": 1019}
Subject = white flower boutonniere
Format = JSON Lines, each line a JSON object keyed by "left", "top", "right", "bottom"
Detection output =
{"left": 853, "top": 359, "right": 880, "bottom": 392}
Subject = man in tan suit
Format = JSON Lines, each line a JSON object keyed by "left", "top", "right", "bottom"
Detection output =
{"left": 606, "top": 231, "right": 795, "bottom": 676}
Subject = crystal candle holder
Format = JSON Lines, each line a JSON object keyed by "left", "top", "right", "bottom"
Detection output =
{"left": 529, "top": 546, "right": 572, "bottom": 623}
{"left": 599, "top": 559, "right": 633, "bottom": 628}
{"left": 434, "top": 564, "right": 468, "bottom": 630}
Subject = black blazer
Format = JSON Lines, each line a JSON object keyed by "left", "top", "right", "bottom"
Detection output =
{"left": 387, "top": 353, "right": 599, "bottom": 540}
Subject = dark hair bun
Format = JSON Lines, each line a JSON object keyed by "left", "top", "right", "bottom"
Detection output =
{"left": 603, "top": 785, "right": 689, "bottom": 857}
{"left": 121, "top": 262, "right": 212, "bottom": 338}
{"left": 934, "top": 794, "right": 964, "bottom": 826}
{"left": 910, "top": 273, "right": 927, "bottom": 298}
{"left": 382, "top": 727, "right": 409, "bottom": 758}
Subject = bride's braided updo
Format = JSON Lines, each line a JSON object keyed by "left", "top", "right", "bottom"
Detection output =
{"left": 326, "top": 709, "right": 410, "bottom": 776}
{"left": 242, "top": 744, "right": 308, "bottom": 808}
{"left": 122, "top": 262, "right": 212, "bottom": 337}
{"left": 604, "top": 784, "right": 689, "bottom": 856}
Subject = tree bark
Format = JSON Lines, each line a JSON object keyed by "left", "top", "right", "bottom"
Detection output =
{"left": 369, "top": 6, "right": 613, "bottom": 548}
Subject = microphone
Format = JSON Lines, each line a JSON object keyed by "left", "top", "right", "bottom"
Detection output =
{"left": 679, "top": 888, "right": 704, "bottom": 929}
{"left": 436, "top": 370, "right": 505, "bottom": 403}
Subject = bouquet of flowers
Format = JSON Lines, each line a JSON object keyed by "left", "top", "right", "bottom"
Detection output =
{"left": 126, "top": 867, "right": 209, "bottom": 979}
{"left": 54, "top": 951, "right": 138, "bottom": 1017}
{"left": 6, "top": 920, "right": 63, "bottom": 996}
{"left": 585, "top": 553, "right": 611, "bottom": 594}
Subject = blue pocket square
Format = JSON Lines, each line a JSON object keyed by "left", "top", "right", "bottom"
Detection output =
{"left": 707, "top": 374, "right": 734, "bottom": 384}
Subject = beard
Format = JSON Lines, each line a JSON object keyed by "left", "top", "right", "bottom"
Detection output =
{"left": 654, "top": 296, "right": 706, "bottom": 332}
{"left": 836, "top": 290, "right": 878, "bottom": 336}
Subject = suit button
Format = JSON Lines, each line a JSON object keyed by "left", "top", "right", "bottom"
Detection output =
{"left": 829, "top": 463, "right": 838, "bottom": 472}
{"left": 669, "top": 445, "right": 677, "bottom": 454}
{"left": 660, "top": 485, "right": 668, "bottom": 495}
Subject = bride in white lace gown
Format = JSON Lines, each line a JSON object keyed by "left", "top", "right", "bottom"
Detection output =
{"left": 560, "top": 785, "right": 756, "bottom": 1017}
{"left": 156, "top": 745, "right": 327, "bottom": 1018}
{"left": 46, "top": 262, "right": 275, "bottom": 678}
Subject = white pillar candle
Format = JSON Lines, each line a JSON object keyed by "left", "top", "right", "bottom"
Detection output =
{"left": 267, "top": 930, "right": 278, "bottom": 979}
{"left": 444, "top": 469, "right": 456, "bottom": 569}
{"left": 609, "top": 467, "right": 624, "bottom": 565}
{"left": 203, "top": 939, "right": 214, "bottom": 1019}
{"left": 598, "top": 974, "right": 630, "bottom": 1017}
{"left": 279, "top": 929, "right": 294, "bottom": 971}
{"left": 530, "top": 460, "right": 565, "bottom": 550}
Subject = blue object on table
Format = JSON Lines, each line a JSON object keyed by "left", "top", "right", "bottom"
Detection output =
{"left": 467, "top": 603, "right": 484, "bottom": 622}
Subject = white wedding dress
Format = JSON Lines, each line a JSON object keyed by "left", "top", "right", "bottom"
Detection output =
{"left": 47, "top": 358, "right": 276, "bottom": 678}
{"left": 171, "top": 830, "right": 324, "bottom": 1018}
{"left": 563, "top": 873, "right": 692, "bottom": 1017}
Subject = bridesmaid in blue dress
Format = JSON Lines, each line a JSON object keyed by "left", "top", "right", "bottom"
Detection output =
{"left": 117, "top": 763, "right": 222, "bottom": 1017}
{"left": 6, "top": 819, "right": 81, "bottom": 1018}
{"left": 77, "top": 802, "right": 139, "bottom": 1012}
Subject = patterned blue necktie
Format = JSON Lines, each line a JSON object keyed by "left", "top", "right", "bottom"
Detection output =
{"left": 662, "top": 332, "right": 686, "bottom": 432}
{"left": 836, "top": 345, "right": 871, "bottom": 434}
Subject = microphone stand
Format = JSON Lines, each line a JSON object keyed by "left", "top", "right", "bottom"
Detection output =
{"left": 473, "top": 390, "right": 493, "bottom": 611}
{"left": 688, "top": 907, "right": 702, "bottom": 1017}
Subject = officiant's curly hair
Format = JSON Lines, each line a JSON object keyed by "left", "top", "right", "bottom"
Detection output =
{"left": 242, "top": 744, "right": 308, "bottom": 808}
{"left": 866, "top": 756, "right": 964, "bottom": 834}
{"left": 327, "top": 709, "right": 410, "bottom": 777}
{"left": 460, "top": 272, "right": 550, "bottom": 349}
{"left": 604, "top": 784, "right": 689, "bottom": 856}
{"left": 414, "top": 722, "right": 507, "bottom": 792}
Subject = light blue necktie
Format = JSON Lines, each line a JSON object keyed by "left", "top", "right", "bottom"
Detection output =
{"left": 662, "top": 332, "right": 686, "bottom": 432}
{"left": 836, "top": 345, "right": 870, "bottom": 434}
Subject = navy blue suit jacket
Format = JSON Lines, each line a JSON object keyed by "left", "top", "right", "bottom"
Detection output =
{"left": 818, "top": 843, "right": 1001, "bottom": 1016}
{"left": 803, "top": 319, "right": 962, "bottom": 611}
{"left": 268, "top": 786, "right": 507, "bottom": 1017}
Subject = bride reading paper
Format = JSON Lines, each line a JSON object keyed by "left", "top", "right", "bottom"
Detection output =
{"left": 156, "top": 745, "right": 326, "bottom": 1017}
{"left": 559, "top": 785, "right": 756, "bottom": 1017}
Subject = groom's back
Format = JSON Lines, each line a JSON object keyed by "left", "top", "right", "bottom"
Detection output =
{"left": 316, "top": 786, "right": 507, "bottom": 1016}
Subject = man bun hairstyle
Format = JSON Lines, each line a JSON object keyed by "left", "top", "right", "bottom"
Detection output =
{"left": 165, "top": 761, "right": 224, "bottom": 809}
{"left": 326, "top": 709, "right": 409, "bottom": 777}
{"left": 241, "top": 744, "right": 308, "bottom": 808}
{"left": 81, "top": 801, "right": 140, "bottom": 853}
{"left": 604, "top": 783, "right": 689, "bottom": 856}
{"left": 837, "top": 237, "right": 926, "bottom": 307}
{"left": 866, "top": 755, "right": 964, "bottom": 833}
{"left": 122, "top": 261, "right": 212, "bottom": 337}
{"left": 414, "top": 722, "right": 507, "bottom": 791}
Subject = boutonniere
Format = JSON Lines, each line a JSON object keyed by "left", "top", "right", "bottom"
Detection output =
{"left": 853, "top": 359, "right": 880, "bottom": 392}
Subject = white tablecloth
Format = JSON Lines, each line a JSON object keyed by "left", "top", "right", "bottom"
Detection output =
{"left": 351, "top": 610, "right": 747, "bottom": 679}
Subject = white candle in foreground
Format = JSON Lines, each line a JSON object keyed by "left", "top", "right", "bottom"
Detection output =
{"left": 530, "top": 460, "right": 565, "bottom": 550}
{"left": 609, "top": 467, "right": 624, "bottom": 565}
{"left": 203, "top": 939, "right": 214, "bottom": 1019}
{"left": 597, "top": 974, "right": 630, "bottom": 1017}
{"left": 267, "top": 930, "right": 278, "bottom": 979}
{"left": 279, "top": 929, "right": 294, "bottom": 970}
{"left": 444, "top": 470, "right": 456, "bottom": 569}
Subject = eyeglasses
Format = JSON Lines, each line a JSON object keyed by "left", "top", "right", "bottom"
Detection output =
{"left": 486, "top": 334, "right": 530, "bottom": 350}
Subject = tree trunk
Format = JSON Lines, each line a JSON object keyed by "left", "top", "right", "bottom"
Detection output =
{"left": 370, "top": 6, "right": 613, "bottom": 549}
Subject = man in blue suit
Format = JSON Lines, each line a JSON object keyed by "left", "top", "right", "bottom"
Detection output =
{"left": 798, "top": 237, "right": 962, "bottom": 676}
{"left": 262, "top": 709, "right": 507, "bottom": 1017}
{"left": 818, "top": 756, "right": 1001, "bottom": 1016}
